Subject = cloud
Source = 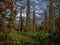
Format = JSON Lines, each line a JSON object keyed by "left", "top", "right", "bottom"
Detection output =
{"left": 14, "top": 0, "right": 48, "bottom": 24}
{"left": 31, "top": 0, "right": 42, "bottom": 4}
{"left": 16, "top": 13, "right": 26, "bottom": 17}
{"left": 36, "top": 14, "right": 41, "bottom": 17}
{"left": 30, "top": 6, "right": 33, "bottom": 8}
{"left": 35, "top": 6, "right": 40, "bottom": 10}
{"left": 15, "top": 13, "right": 26, "bottom": 22}
{"left": 36, "top": 9, "right": 44, "bottom": 14}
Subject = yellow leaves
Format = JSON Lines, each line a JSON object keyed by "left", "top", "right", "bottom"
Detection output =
{"left": 6, "top": 2, "right": 13, "bottom": 9}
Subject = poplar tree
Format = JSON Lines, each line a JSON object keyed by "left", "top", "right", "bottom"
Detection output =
{"left": 55, "top": 0, "right": 60, "bottom": 31}
{"left": 26, "top": 0, "right": 33, "bottom": 32}
{"left": 19, "top": 10, "right": 23, "bottom": 31}
{"left": 44, "top": 10, "right": 49, "bottom": 31}
{"left": 49, "top": 0, "right": 56, "bottom": 31}
{"left": 56, "top": 9, "right": 60, "bottom": 31}
{"left": 32, "top": 9, "right": 37, "bottom": 31}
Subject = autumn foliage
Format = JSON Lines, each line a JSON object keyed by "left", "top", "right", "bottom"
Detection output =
{"left": 0, "top": 5, "right": 5, "bottom": 12}
{"left": 0, "top": 26, "right": 7, "bottom": 31}
{"left": 6, "top": 2, "right": 13, "bottom": 9}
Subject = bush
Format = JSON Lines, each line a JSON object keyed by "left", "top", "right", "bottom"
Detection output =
{"left": 0, "top": 32, "right": 7, "bottom": 40}
{"left": 0, "top": 30, "right": 60, "bottom": 45}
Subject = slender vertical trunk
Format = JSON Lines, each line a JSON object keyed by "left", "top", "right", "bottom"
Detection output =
{"left": 19, "top": 10, "right": 23, "bottom": 31}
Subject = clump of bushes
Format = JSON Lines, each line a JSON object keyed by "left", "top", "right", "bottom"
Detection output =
{"left": 0, "top": 30, "right": 60, "bottom": 45}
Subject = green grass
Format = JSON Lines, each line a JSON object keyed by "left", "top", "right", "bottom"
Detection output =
{"left": 9, "top": 31, "right": 30, "bottom": 42}
{"left": 0, "top": 30, "right": 59, "bottom": 45}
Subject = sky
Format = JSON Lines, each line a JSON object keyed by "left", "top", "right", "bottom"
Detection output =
{"left": 14, "top": 0, "right": 49, "bottom": 24}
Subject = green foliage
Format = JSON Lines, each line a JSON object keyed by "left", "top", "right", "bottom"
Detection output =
{"left": 26, "top": 0, "right": 33, "bottom": 32}
{"left": 44, "top": 10, "right": 49, "bottom": 30}
{"left": 0, "top": 0, "right": 60, "bottom": 45}
{"left": 0, "top": 32, "right": 6, "bottom": 39}
{"left": 0, "top": 30, "right": 60, "bottom": 45}
{"left": 49, "top": 0, "right": 56, "bottom": 31}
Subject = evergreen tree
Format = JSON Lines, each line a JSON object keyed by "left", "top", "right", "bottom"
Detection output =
{"left": 26, "top": 0, "right": 33, "bottom": 32}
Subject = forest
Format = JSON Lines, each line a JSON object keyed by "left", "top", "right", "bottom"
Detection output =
{"left": 0, "top": 0, "right": 60, "bottom": 45}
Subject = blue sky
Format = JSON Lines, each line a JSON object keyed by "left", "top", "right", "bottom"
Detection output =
{"left": 14, "top": 0, "right": 49, "bottom": 24}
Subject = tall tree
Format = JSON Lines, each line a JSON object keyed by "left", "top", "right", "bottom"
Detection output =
{"left": 26, "top": 0, "right": 33, "bottom": 32}
{"left": 49, "top": 0, "right": 56, "bottom": 31}
{"left": 55, "top": 0, "right": 60, "bottom": 31}
{"left": 18, "top": 5, "right": 25, "bottom": 31}
{"left": 19, "top": 9, "right": 23, "bottom": 31}
{"left": 32, "top": 9, "right": 37, "bottom": 31}
{"left": 44, "top": 10, "right": 49, "bottom": 31}
{"left": 56, "top": 9, "right": 60, "bottom": 31}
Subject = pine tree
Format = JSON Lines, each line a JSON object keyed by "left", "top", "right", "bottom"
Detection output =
{"left": 26, "top": 0, "right": 33, "bottom": 32}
